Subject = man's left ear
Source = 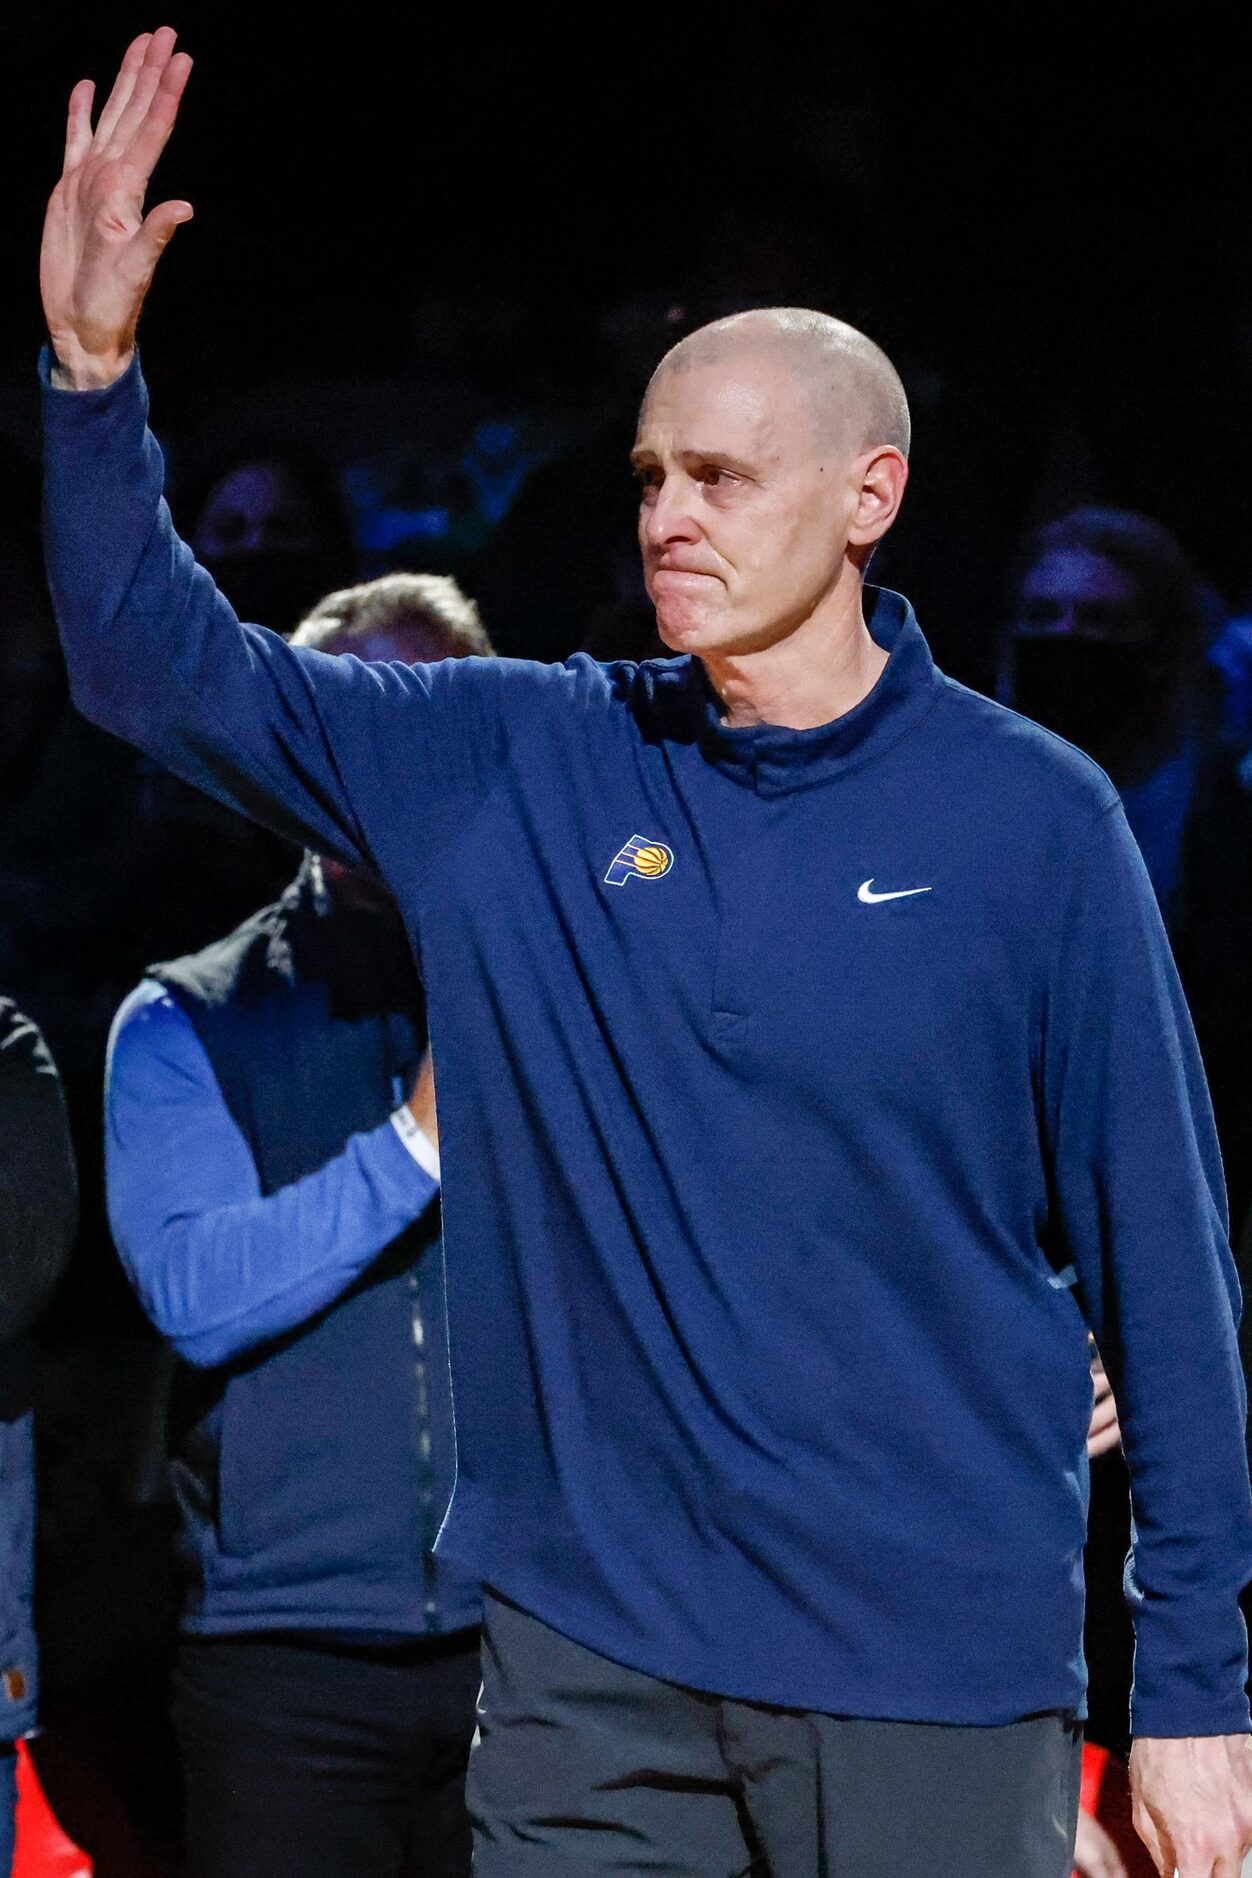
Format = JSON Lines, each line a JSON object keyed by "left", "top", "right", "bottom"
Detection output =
{"left": 847, "top": 447, "right": 909, "bottom": 550}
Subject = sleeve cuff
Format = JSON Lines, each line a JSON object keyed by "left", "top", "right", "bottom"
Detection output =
{"left": 1128, "top": 1590, "right": 1252, "bottom": 1738}
{"left": 389, "top": 1105, "right": 440, "bottom": 1182}
{"left": 38, "top": 342, "right": 143, "bottom": 405}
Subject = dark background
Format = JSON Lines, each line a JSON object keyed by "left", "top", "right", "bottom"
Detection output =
{"left": 4, "top": 12, "right": 1252, "bottom": 620}
{"left": 3, "top": 17, "right": 1251, "bottom": 1868}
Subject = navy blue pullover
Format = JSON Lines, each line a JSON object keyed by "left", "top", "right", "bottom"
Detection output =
{"left": 42, "top": 355, "right": 1252, "bottom": 1735}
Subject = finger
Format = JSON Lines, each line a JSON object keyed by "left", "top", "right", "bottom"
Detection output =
{"left": 64, "top": 79, "right": 96, "bottom": 172}
{"left": 92, "top": 31, "right": 152, "bottom": 147}
{"left": 125, "top": 52, "right": 194, "bottom": 183}
{"left": 1074, "top": 1810, "right": 1130, "bottom": 1878}
{"left": 101, "top": 25, "right": 180, "bottom": 159}
{"left": 1131, "top": 1803, "right": 1171, "bottom": 1877}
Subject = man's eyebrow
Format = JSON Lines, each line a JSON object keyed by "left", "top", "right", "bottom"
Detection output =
{"left": 628, "top": 446, "right": 759, "bottom": 475}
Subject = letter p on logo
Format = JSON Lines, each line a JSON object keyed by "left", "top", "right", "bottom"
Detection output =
{"left": 605, "top": 835, "right": 675, "bottom": 886}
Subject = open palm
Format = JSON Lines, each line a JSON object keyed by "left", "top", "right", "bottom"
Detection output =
{"left": 41, "top": 26, "right": 193, "bottom": 388}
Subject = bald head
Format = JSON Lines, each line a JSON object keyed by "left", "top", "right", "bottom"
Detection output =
{"left": 649, "top": 308, "right": 910, "bottom": 459}
{"left": 633, "top": 305, "right": 912, "bottom": 664}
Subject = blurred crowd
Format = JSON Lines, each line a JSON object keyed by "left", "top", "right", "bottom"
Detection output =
{"left": 6, "top": 289, "right": 1252, "bottom": 1877}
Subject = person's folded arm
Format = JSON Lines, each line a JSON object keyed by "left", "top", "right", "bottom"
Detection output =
{"left": 1042, "top": 798, "right": 1252, "bottom": 1740}
{"left": 105, "top": 980, "right": 438, "bottom": 1368}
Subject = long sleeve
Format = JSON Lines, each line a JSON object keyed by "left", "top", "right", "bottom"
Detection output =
{"left": 40, "top": 350, "right": 528, "bottom": 887}
{"left": 1041, "top": 799, "right": 1252, "bottom": 1737}
{"left": 105, "top": 981, "right": 438, "bottom": 1368}
{"left": 0, "top": 999, "right": 77, "bottom": 1344}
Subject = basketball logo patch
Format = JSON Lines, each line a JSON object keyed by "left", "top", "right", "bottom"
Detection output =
{"left": 604, "top": 834, "right": 675, "bottom": 886}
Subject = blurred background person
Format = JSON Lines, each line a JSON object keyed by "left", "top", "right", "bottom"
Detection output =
{"left": 0, "top": 431, "right": 350, "bottom": 1060}
{"left": 185, "top": 442, "right": 357, "bottom": 638}
{"left": 103, "top": 574, "right": 489, "bottom": 1878}
{"left": 0, "top": 998, "right": 77, "bottom": 1878}
{"left": 1000, "top": 506, "right": 1252, "bottom": 1227}
{"left": 1003, "top": 506, "right": 1220, "bottom": 903}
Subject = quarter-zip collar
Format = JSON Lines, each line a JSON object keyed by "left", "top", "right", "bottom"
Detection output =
{"left": 683, "top": 586, "right": 943, "bottom": 796}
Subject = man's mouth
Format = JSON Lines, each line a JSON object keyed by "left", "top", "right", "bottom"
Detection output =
{"left": 652, "top": 567, "right": 718, "bottom": 589}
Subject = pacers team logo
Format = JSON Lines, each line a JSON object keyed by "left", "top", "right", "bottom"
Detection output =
{"left": 604, "top": 834, "right": 675, "bottom": 887}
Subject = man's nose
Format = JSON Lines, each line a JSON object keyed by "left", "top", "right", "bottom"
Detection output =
{"left": 642, "top": 476, "right": 700, "bottom": 549}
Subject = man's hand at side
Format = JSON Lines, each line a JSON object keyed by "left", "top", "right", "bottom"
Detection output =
{"left": 1088, "top": 1343, "right": 1122, "bottom": 1459}
{"left": 406, "top": 1051, "right": 438, "bottom": 1151}
{"left": 1074, "top": 1808, "right": 1130, "bottom": 1878}
{"left": 41, "top": 26, "right": 193, "bottom": 390}
{"left": 1129, "top": 1734, "right": 1252, "bottom": 1876}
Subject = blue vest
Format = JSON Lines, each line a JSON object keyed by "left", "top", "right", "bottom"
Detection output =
{"left": 151, "top": 862, "right": 478, "bottom": 1637}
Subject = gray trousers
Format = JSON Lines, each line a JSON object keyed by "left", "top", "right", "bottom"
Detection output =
{"left": 468, "top": 1592, "right": 1082, "bottom": 1878}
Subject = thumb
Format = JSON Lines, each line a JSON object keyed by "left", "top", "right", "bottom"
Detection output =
{"left": 134, "top": 198, "right": 195, "bottom": 265}
{"left": 121, "top": 201, "right": 194, "bottom": 314}
{"left": 138, "top": 198, "right": 193, "bottom": 249}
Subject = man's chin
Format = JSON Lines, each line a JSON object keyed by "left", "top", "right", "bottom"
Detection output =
{"left": 653, "top": 600, "right": 724, "bottom": 654}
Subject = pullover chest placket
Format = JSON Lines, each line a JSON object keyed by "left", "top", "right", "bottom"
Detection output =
{"left": 708, "top": 764, "right": 789, "bottom": 1032}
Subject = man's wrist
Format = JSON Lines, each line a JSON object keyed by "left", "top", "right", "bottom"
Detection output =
{"left": 390, "top": 1105, "right": 441, "bottom": 1183}
{"left": 47, "top": 337, "right": 134, "bottom": 392}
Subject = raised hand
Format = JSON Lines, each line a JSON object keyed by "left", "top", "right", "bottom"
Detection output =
{"left": 41, "top": 27, "right": 193, "bottom": 389}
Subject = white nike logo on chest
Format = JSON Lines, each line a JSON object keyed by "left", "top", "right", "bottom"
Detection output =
{"left": 857, "top": 879, "right": 932, "bottom": 904}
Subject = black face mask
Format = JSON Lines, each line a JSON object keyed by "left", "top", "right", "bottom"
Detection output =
{"left": 1009, "top": 635, "right": 1175, "bottom": 775}
{"left": 200, "top": 550, "right": 347, "bottom": 637}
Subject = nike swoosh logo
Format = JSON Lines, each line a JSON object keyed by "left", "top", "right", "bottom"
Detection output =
{"left": 857, "top": 879, "right": 933, "bottom": 904}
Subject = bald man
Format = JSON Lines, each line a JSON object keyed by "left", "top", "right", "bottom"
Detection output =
{"left": 39, "top": 32, "right": 1252, "bottom": 1878}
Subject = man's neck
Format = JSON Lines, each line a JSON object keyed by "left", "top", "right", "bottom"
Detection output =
{"left": 701, "top": 584, "right": 890, "bottom": 732}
